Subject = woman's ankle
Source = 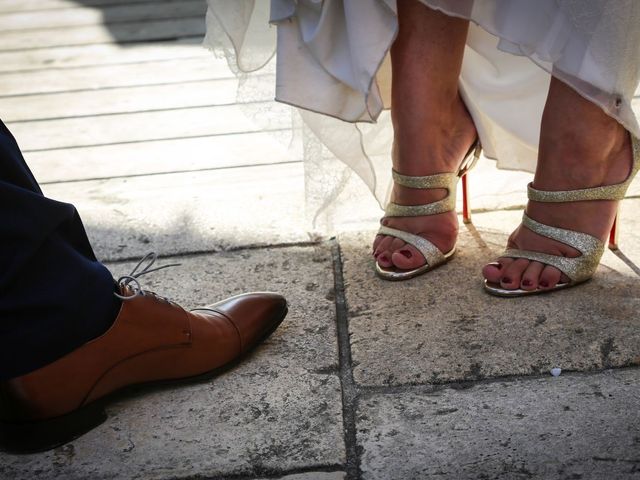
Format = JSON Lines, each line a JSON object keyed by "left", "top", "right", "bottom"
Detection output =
{"left": 391, "top": 94, "right": 476, "bottom": 175}
{"left": 536, "top": 79, "right": 631, "bottom": 190}
{"left": 535, "top": 123, "right": 630, "bottom": 191}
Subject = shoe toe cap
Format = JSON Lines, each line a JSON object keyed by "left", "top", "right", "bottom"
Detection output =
{"left": 206, "top": 292, "right": 287, "bottom": 352}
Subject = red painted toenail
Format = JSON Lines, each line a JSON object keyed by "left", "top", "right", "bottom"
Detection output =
{"left": 398, "top": 249, "right": 412, "bottom": 259}
{"left": 540, "top": 281, "right": 549, "bottom": 288}
{"left": 380, "top": 255, "right": 389, "bottom": 264}
{"left": 501, "top": 277, "right": 512, "bottom": 284}
{"left": 522, "top": 279, "right": 532, "bottom": 287}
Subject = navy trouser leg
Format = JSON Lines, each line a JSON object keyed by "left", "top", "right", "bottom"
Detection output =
{"left": 0, "top": 120, "right": 120, "bottom": 381}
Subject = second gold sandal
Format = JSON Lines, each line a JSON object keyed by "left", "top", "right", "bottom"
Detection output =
{"left": 484, "top": 132, "right": 640, "bottom": 297}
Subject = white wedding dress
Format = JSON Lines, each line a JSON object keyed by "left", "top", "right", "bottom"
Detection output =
{"left": 204, "top": 0, "right": 640, "bottom": 228}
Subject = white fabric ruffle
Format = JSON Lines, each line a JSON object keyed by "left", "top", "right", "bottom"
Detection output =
{"left": 204, "top": 0, "right": 640, "bottom": 227}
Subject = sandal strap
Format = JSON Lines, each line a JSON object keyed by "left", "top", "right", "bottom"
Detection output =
{"left": 392, "top": 170, "right": 457, "bottom": 189}
{"left": 378, "top": 225, "right": 446, "bottom": 267}
{"left": 384, "top": 170, "right": 458, "bottom": 217}
{"left": 385, "top": 171, "right": 457, "bottom": 217}
{"left": 501, "top": 214, "right": 604, "bottom": 283}
{"left": 384, "top": 139, "right": 482, "bottom": 218}
{"left": 384, "top": 197, "right": 454, "bottom": 217}
{"left": 528, "top": 181, "right": 629, "bottom": 203}
{"left": 528, "top": 134, "right": 640, "bottom": 203}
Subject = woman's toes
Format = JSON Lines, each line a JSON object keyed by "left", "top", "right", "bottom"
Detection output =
{"left": 374, "top": 236, "right": 393, "bottom": 259}
{"left": 538, "top": 265, "right": 563, "bottom": 290}
{"left": 520, "top": 261, "right": 544, "bottom": 291}
{"left": 500, "top": 258, "right": 531, "bottom": 290}
{"left": 482, "top": 258, "right": 512, "bottom": 284}
{"left": 388, "top": 237, "right": 406, "bottom": 254}
{"left": 376, "top": 236, "right": 397, "bottom": 268}
{"left": 383, "top": 238, "right": 406, "bottom": 267}
{"left": 372, "top": 235, "right": 384, "bottom": 255}
{"left": 377, "top": 252, "right": 393, "bottom": 268}
{"left": 391, "top": 245, "right": 425, "bottom": 270}
{"left": 481, "top": 261, "right": 503, "bottom": 283}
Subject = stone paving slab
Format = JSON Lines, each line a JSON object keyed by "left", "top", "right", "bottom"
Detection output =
{"left": 0, "top": 246, "right": 345, "bottom": 480}
{"left": 357, "top": 369, "right": 640, "bottom": 480}
{"left": 340, "top": 203, "right": 640, "bottom": 387}
{"left": 256, "top": 473, "right": 345, "bottom": 480}
{"left": 41, "top": 163, "right": 309, "bottom": 262}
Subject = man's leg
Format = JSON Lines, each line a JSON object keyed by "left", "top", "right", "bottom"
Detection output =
{"left": 0, "top": 119, "right": 120, "bottom": 381}
{"left": 0, "top": 119, "right": 287, "bottom": 453}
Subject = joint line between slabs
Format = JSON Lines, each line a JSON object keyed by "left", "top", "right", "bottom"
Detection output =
{"left": 39, "top": 159, "right": 303, "bottom": 186}
{"left": 198, "top": 465, "right": 345, "bottom": 480}
{"left": 330, "top": 239, "right": 362, "bottom": 480}
{"left": 0, "top": 28, "right": 204, "bottom": 55}
{"left": 0, "top": 49, "right": 207, "bottom": 74}
{"left": 0, "top": 77, "right": 235, "bottom": 99}
{"left": 356, "top": 364, "right": 640, "bottom": 399}
{"left": 0, "top": 0, "right": 198, "bottom": 15}
{"left": 19, "top": 128, "right": 291, "bottom": 153}
{"left": 6, "top": 97, "right": 274, "bottom": 125}
{"left": 0, "top": 0, "right": 190, "bottom": 16}
{"left": 102, "top": 240, "right": 325, "bottom": 265}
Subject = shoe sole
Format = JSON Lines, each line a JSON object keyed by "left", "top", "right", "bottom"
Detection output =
{"left": 0, "top": 305, "right": 288, "bottom": 454}
{"left": 375, "top": 248, "right": 456, "bottom": 281}
{"left": 483, "top": 279, "right": 585, "bottom": 297}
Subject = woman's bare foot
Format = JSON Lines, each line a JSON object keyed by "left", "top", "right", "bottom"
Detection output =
{"left": 372, "top": 1, "right": 473, "bottom": 272}
{"left": 373, "top": 96, "right": 477, "bottom": 270}
{"left": 482, "top": 79, "right": 632, "bottom": 291}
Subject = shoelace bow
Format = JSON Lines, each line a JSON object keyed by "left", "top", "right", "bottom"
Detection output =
{"left": 114, "top": 252, "right": 181, "bottom": 302}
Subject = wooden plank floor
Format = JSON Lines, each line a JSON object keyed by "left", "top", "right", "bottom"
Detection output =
{"left": 0, "top": 1, "right": 294, "bottom": 187}
{"left": 2, "top": 0, "right": 634, "bottom": 258}
{"left": 0, "top": 0, "right": 324, "bottom": 260}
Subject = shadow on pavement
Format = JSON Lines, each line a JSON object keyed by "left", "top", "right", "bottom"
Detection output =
{"left": 68, "top": 0, "right": 206, "bottom": 46}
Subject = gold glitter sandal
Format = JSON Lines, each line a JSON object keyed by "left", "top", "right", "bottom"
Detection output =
{"left": 376, "top": 140, "right": 482, "bottom": 281}
{"left": 484, "top": 133, "right": 640, "bottom": 297}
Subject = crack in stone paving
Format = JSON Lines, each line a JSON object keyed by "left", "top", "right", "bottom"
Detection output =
{"left": 356, "top": 364, "right": 640, "bottom": 399}
{"left": 197, "top": 465, "right": 346, "bottom": 480}
{"left": 330, "top": 240, "right": 362, "bottom": 480}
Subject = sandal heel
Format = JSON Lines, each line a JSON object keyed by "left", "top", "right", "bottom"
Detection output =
{"left": 0, "top": 401, "right": 107, "bottom": 454}
{"left": 462, "top": 171, "right": 472, "bottom": 224}
{"left": 459, "top": 141, "right": 480, "bottom": 224}
{"left": 608, "top": 209, "right": 619, "bottom": 250}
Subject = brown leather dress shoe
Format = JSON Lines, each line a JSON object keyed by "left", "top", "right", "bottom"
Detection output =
{"left": 0, "top": 288, "right": 287, "bottom": 453}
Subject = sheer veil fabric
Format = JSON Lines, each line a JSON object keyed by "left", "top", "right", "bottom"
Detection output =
{"left": 204, "top": 0, "right": 640, "bottom": 230}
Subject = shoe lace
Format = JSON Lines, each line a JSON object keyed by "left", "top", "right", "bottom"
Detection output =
{"left": 114, "top": 252, "right": 181, "bottom": 302}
